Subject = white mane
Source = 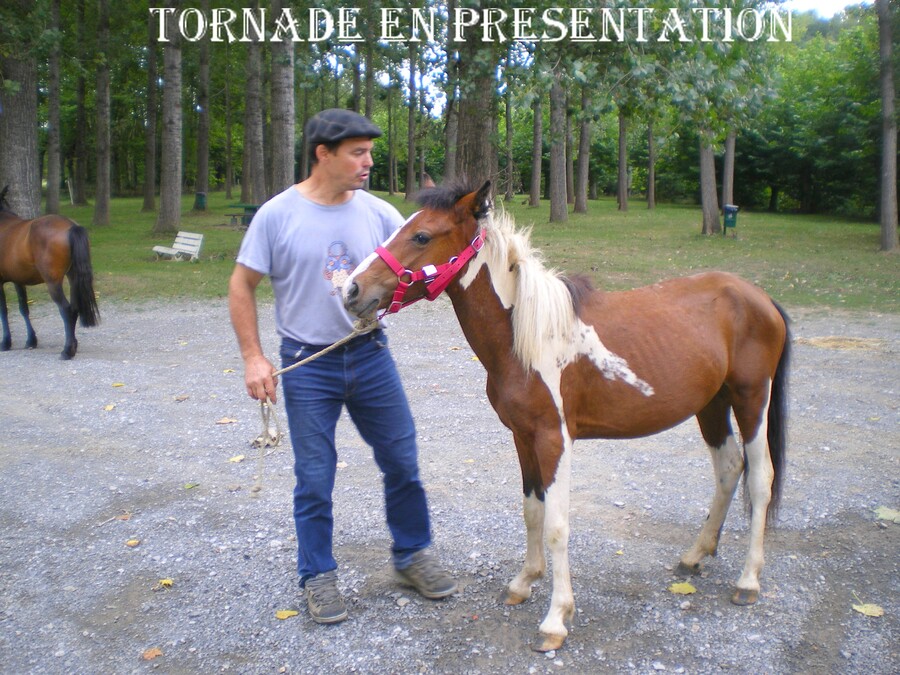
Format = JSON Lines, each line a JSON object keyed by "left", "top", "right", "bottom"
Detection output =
{"left": 476, "top": 210, "right": 580, "bottom": 372}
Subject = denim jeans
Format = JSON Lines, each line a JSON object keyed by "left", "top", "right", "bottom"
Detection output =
{"left": 280, "top": 330, "right": 431, "bottom": 584}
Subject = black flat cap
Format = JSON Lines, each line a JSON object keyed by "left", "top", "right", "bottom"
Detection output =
{"left": 305, "top": 108, "right": 383, "bottom": 145}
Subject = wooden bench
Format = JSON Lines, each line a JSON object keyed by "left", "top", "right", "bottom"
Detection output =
{"left": 152, "top": 231, "right": 204, "bottom": 261}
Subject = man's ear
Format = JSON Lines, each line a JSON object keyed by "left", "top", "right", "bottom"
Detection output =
{"left": 472, "top": 181, "right": 492, "bottom": 220}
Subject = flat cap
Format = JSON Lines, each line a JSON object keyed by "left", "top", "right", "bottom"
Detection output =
{"left": 305, "top": 108, "right": 383, "bottom": 145}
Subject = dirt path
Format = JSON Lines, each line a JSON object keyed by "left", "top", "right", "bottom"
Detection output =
{"left": 0, "top": 299, "right": 897, "bottom": 674}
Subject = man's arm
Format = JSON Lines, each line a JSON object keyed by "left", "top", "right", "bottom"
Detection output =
{"left": 228, "top": 263, "right": 278, "bottom": 403}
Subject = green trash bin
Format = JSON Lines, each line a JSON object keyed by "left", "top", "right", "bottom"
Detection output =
{"left": 194, "top": 192, "right": 207, "bottom": 210}
{"left": 723, "top": 204, "right": 738, "bottom": 236}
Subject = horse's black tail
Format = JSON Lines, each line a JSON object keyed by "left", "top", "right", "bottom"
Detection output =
{"left": 68, "top": 224, "right": 100, "bottom": 327}
{"left": 766, "top": 302, "right": 791, "bottom": 520}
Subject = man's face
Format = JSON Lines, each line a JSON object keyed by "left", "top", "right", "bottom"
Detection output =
{"left": 319, "top": 137, "right": 374, "bottom": 191}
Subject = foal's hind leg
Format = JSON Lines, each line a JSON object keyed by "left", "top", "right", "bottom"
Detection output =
{"left": 679, "top": 394, "right": 744, "bottom": 575}
{"left": 14, "top": 284, "right": 38, "bottom": 348}
{"left": 47, "top": 282, "right": 77, "bottom": 359}
{"left": 0, "top": 283, "right": 11, "bottom": 351}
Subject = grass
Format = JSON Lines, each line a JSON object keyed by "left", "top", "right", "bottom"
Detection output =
{"left": 46, "top": 189, "right": 898, "bottom": 313}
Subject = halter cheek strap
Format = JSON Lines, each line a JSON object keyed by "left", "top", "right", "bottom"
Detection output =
{"left": 376, "top": 228, "right": 486, "bottom": 315}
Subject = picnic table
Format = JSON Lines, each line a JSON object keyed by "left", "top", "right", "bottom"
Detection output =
{"left": 227, "top": 203, "right": 260, "bottom": 228}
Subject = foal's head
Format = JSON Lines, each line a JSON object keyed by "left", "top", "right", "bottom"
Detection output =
{"left": 344, "top": 180, "right": 492, "bottom": 318}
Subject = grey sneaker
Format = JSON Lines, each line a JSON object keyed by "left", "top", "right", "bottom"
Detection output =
{"left": 303, "top": 571, "right": 348, "bottom": 624}
{"left": 394, "top": 550, "right": 458, "bottom": 599}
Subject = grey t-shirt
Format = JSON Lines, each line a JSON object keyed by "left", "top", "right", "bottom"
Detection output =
{"left": 236, "top": 186, "right": 403, "bottom": 345}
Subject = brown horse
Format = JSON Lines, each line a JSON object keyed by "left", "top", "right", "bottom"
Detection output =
{"left": 344, "top": 181, "right": 790, "bottom": 652}
{"left": 0, "top": 187, "right": 99, "bottom": 359}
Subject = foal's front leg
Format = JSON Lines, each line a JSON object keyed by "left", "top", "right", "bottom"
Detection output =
{"left": 502, "top": 491, "right": 546, "bottom": 605}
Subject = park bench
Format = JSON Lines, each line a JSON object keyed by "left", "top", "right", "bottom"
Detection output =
{"left": 152, "top": 231, "right": 204, "bottom": 261}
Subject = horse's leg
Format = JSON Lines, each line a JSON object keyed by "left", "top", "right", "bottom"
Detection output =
{"left": 731, "top": 383, "right": 774, "bottom": 606}
{"left": 534, "top": 434, "right": 575, "bottom": 652}
{"left": 47, "top": 281, "right": 77, "bottom": 359}
{"left": 679, "top": 393, "right": 744, "bottom": 574}
{"left": 0, "top": 283, "right": 11, "bottom": 351}
{"left": 14, "top": 284, "right": 37, "bottom": 348}
{"left": 502, "top": 429, "right": 547, "bottom": 606}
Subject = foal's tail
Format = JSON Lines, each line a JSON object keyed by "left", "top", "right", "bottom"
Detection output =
{"left": 766, "top": 302, "right": 791, "bottom": 519}
{"left": 68, "top": 224, "right": 100, "bottom": 327}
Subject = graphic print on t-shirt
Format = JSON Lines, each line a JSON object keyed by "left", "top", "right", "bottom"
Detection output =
{"left": 324, "top": 241, "right": 354, "bottom": 295}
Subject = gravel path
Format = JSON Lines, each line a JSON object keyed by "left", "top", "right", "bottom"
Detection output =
{"left": 0, "top": 298, "right": 897, "bottom": 674}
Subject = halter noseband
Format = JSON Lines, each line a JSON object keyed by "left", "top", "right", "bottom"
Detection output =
{"left": 375, "top": 228, "right": 486, "bottom": 315}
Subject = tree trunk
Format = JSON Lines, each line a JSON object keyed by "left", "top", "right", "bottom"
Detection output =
{"left": 529, "top": 97, "right": 542, "bottom": 207}
{"left": 155, "top": 7, "right": 182, "bottom": 235}
{"left": 617, "top": 108, "right": 628, "bottom": 212}
{"left": 93, "top": 0, "right": 111, "bottom": 226}
{"left": 224, "top": 45, "right": 233, "bottom": 199}
{"left": 443, "top": 0, "right": 458, "bottom": 182}
{"left": 46, "top": 0, "right": 62, "bottom": 214}
{"left": 0, "top": 52, "right": 40, "bottom": 218}
{"left": 566, "top": 105, "right": 574, "bottom": 205}
{"left": 574, "top": 87, "right": 591, "bottom": 214}
{"left": 647, "top": 119, "right": 656, "bottom": 210}
{"left": 405, "top": 42, "right": 417, "bottom": 199}
{"left": 549, "top": 70, "right": 568, "bottom": 223}
{"left": 352, "top": 45, "right": 361, "bottom": 113}
{"left": 878, "top": 0, "right": 899, "bottom": 252}
{"left": 142, "top": 11, "right": 159, "bottom": 212}
{"left": 504, "top": 81, "right": 514, "bottom": 202}
{"left": 455, "top": 27, "right": 495, "bottom": 186}
{"left": 721, "top": 128, "right": 736, "bottom": 210}
{"left": 364, "top": 25, "right": 374, "bottom": 118}
{"left": 387, "top": 85, "right": 396, "bottom": 195}
{"left": 768, "top": 184, "right": 779, "bottom": 212}
{"left": 193, "top": 0, "right": 211, "bottom": 208}
{"left": 270, "top": 0, "right": 295, "bottom": 196}
{"left": 244, "top": 40, "right": 266, "bottom": 205}
{"left": 699, "top": 136, "right": 721, "bottom": 235}
{"left": 73, "top": 0, "right": 88, "bottom": 206}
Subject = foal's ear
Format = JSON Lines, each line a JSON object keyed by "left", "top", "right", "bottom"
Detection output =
{"left": 472, "top": 181, "right": 493, "bottom": 220}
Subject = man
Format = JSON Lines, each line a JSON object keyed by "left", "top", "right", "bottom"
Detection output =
{"left": 228, "top": 108, "right": 456, "bottom": 624}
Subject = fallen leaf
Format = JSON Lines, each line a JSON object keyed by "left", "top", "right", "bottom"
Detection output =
{"left": 615, "top": 550, "right": 624, "bottom": 556}
{"left": 216, "top": 417, "right": 237, "bottom": 425}
{"left": 179, "top": 341, "right": 188, "bottom": 346}
{"left": 875, "top": 506, "right": 900, "bottom": 523}
{"left": 111, "top": 382, "right": 125, "bottom": 388}
{"left": 463, "top": 459, "right": 475, "bottom": 464}
{"left": 669, "top": 582, "right": 697, "bottom": 595}
{"left": 173, "top": 394, "right": 189, "bottom": 402}
{"left": 116, "top": 513, "right": 131, "bottom": 521}
{"left": 125, "top": 538, "right": 141, "bottom": 548}
{"left": 157, "top": 578, "right": 174, "bottom": 589}
{"left": 336, "top": 461, "right": 348, "bottom": 469}
{"left": 184, "top": 482, "right": 200, "bottom": 490}
{"left": 104, "top": 404, "right": 116, "bottom": 411}
{"left": 470, "top": 356, "right": 480, "bottom": 362}
{"left": 228, "top": 454, "right": 246, "bottom": 463}
{"left": 852, "top": 602, "right": 885, "bottom": 617}
{"left": 142, "top": 647, "right": 163, "bottom": 661}
{"left": 223, "top": 368, "right": 235, "bottom": 374}
{"left": 275, "top": 610, "right": 299, "bottom": 620}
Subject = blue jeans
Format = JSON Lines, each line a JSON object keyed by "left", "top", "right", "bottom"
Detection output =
{"left": 280, "top": 330, "right": 431, "bottom": 584}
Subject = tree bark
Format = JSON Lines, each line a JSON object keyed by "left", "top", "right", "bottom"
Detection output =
{"left": 574, "top": 87, "right": 591, "bottom": 213}
{"left": 443, "top": 0, "right": 458, "bottom": 182}
{"left": 142, "top": 11, "right": 159, "bottom": 212}
{"left": 224, "top": 45, "right": 234, "bottom": 199}
{"left": 617, "top": 108, "right": 628, "bottom": 212}
{"left": 455, "top": 29, "right": 495, "bottom": 186}
{"left": 529, "top": 97, "right": 542, "bottom": 207}
{"left": 73, "top": 0, "right": 88, "bottom": 206}
{"left": 93, "top": 0, "right": 111, "bottom": 226}
{"left": 878, "top": 0, "right": 899, "bottom": 252}
{"left": 566, "top": 105, "right": 574, "bottom": 205}
{"left": 155, "top": 6, "right": 182, "bottom": 235}
{"left": 405, "top": 42, "right": 417, "bottom": 199}
{"left": 549, "top": 70, "right": 568, "bottom": 223}
{"left": 270, "top": 0, "right": 295, "bottom": 196}
{"left": 504, "top": 81, "right": 514, "bottom": 202}
{"left": 46, "top": 0, "right": 62, "bottom": 214}
{"left": 193, "top": 0, "right": 211, "bottom": 208}
{"left": 699, "top": 136, "right": 721, "bottom": 235}
{"left": 244, "top": 40, "right": 266, "bottom": 205}
{"left": 0, "top": 52, "right": 40, "bottom": 218}
{"left": 721, "top": 128, "right": 736, "bottom": 210}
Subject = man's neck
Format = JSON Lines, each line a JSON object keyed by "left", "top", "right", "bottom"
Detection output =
{"left": 294, "top": 174, "right": 353, "bottom": 206}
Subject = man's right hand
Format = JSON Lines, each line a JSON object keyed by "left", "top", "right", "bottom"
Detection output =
{"left": 244, "top": 354, "right": 278, "bottom": 403}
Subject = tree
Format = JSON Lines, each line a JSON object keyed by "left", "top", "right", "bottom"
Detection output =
{"left": 142, "top": 11, "right": 158, "bottom": 212}
{"left": 529, "top": 97, "right": 542, "bottom": 207}
{"left": 269, "top": 0, "right": 295, "bottom": 196}
{"left": 93, "top": 0, "right": 111, "bottom": 226}
{"left": 548, "top": 66, "right": 568, "bottom": 223}
{"left": 154, "top": 3, "right": 182, "bottom": 235}
{"left": 405, "top": 41, "right": 417, "bottom": 199}
{"left": 46, "top": 0, "right": 62, "bottom": 214}
{"left": 72, "top": 0, "right": 88, "bottom": 206}
{"left": 574, "top": 87, "right": 591, "bottom": 214}
{"left": 877, "top": 0, "right": 898, "bottom": 252}
{"left": 192, "top": 0, "right": 211, "bottom": 209}
{"left": 243, "top": 39, "right": 266, "bottom": 204}
{"left": 455, "top": 12, "right": 497, "bottom": 186}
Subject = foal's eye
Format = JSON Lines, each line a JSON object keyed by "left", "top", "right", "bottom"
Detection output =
{"left": 412, "top": 232, "right": 431, "bottom": 246}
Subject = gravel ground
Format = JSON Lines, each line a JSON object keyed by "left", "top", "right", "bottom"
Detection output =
{"left": 0, "top": 297, "right": 897, "bottom": 674}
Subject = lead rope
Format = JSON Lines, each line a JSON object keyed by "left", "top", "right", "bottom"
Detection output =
{"left": 248, "top": 317, "right": 379, "bottom": 496}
